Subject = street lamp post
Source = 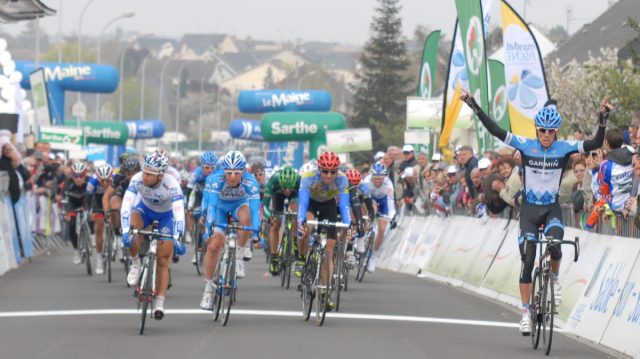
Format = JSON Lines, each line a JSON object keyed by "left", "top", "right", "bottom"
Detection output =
{"left": 96, "top": 11, "right": 135, "bottom": 120}
{"left": 158, "top": 58, "right": 174, "bottom": 122}
{"left": 198, "top": 62, "right": 216, "bottom": 151}
{"left": 139, "top": 53, "right": 153, "bottom": 121}
{"left": 76, "top": 0, "right": 97, "bottom": 105}
{"left": 174, "top": 61, "right": 190, "bottom": 152}
{"left": 118, "top": 37, "right": 136, "bottom": 122}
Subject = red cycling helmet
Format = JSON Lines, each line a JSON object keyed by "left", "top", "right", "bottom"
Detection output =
{"left": 317, "top": 151, "right": 340, "bottom": 170}
{"left": 346, "top": 169, "right": 362, "bottom": 186}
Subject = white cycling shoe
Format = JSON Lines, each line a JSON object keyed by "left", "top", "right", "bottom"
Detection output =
{"left": 95, "top": 255, "right": 104, "bottom": 275}
{"left": 236, "top": 260, "right": 246, "bottom": 278}
{"left": 127, "top": 262, "right": 140, "bottom": 286}
{"left": 72, "top": 250, "right": 82, "bottom": 265}
{"left": 355, "top": 237, "right": 366, "bottom": 254}
{"left": 242, "top": 246, "right": 253, "bottom": 261}
{"left": 554, "top": 281, "right": 563, "bottom": 307}
{"left": 154, "top": 297, "right": 165, "bottom": 320}
{"left": 366, "top": 257, "right": 376, "bottom": 273}
{"left": 519, "top": 312, "right": 532, "bottom": 335}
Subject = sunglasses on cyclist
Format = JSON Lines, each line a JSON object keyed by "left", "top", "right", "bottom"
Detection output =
{"left": 320, "top": 169, "right": 337, "bottom": 175}
{"left": 224, "top": 170, "right": 243, "bottom": 176}
{"left": 536, "top": 127, "right": 557, "bottom": 135}
{"left": 71, "top": 174, "right": 84, "bottom": 179}
{"left": 203, "top": 165, "right": 215, "bottom": 171}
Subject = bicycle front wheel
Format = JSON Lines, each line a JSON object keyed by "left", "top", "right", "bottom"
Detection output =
{"left": 315, "top": 251, "right": 329, "bottom": 326}
{"left": 138, "top": 261, "right": 152, "bottom": 335}
{"left": 542, "top": 274, "right": 555, "bottom": 355}
{"left": 301, "top": 252, "right": 316, "bottom": 321}
{"left": 105, "top": 226, "right": 113, "bottom": 283}
{"left": 82, "top": 226, "right": 93, "bottom": 276}
{"left": 221, "top": 249, "right": 235, "bottom": 326}
{"left": 333, "top": 247, "right": 344, "bottom": 312}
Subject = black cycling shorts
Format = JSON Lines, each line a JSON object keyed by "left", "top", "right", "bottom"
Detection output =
{"left": 518, "top": 201, "right": 563, "bottom": 283}
{"left": 307, "top": 198, "right": 338, "bottom": 239}
{"left": 272, "top": 191, "right": 298, "bottom": 214}
{"left": 91, "top": 193, "right": 105, "bottom": 214}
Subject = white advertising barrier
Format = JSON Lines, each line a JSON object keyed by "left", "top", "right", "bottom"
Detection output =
{"left": 458, "top": 218, "right": 514, "bottom": 290}
{"left": 380, "top": 216, "right": 419, "bottom": 272}
{"left": 0, "top": 197, "right": 18, "bottom": 275}
{"left": 600, "top": 256, "right": 640, "bottom": 357}
{"left": 424, "top": 216, "right": 473, "bottom": 283}
{"left": 376, "top": 216, "right": 408, "bottom": 270}
{"left": 401, "top": 215, "right": 446, "bottom": 273}
{"left": 566, "top": 235, "right": 640, "bottom": 350}
{"left": 555, "top": 227, "right": 607, "bottom": 324}
{"left": 477, "top": 222, "right": 522, "bottom": 304}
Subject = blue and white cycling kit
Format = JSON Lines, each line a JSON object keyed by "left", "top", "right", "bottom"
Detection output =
{"left": 598, "top": 147, "right": 634, "bottom": 212}
{"left": 363, "top": 175, "right": 396, "bottom": 218}
{"left": 120, "top": 172, "right": 185, "bottom": 244}
{"left": 202, "top": 171, "right": 261, "bottom": 240}
{"left": 86, "top": 176, "right": 106, "bottom": 196}
{"left": 187, "top": 166, "right": 208, "bottom": 190}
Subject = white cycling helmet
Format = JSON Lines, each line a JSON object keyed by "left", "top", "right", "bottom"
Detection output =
{"left": 143, "top": 151, "right": 169, "bottom": 173}
{"left": 95, "top": 163, "right": 113, "bottom": 179}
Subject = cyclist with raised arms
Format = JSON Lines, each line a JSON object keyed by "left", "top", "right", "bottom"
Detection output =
{"left": 121, "top": 151, "right": 186, "bottom": 319}
{"left": 86, "top": 163, "right": 113, "bottom": 275}
{"left": 460, "top": 89, "right": 610, "bottom": 335}
{"left": 184, "top": 152, "right": 217, "bottom": 255}
{"left": 262, "top": 166, "right": 301, "bottom": 275}
{"left": 362, "top": 162, "right": 396, "bottom": 273}
{"left": 296, "top": 151, "right": 351, "bottom": 310}
{"left": 199, "top": 151, "right": 261, "bottom": 310}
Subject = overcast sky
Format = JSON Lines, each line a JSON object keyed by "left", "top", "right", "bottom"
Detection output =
{"left": 3, "top": 0, "right": 615, "bottom": 45}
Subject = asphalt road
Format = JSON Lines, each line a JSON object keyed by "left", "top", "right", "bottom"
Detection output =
{"left": 0, "top": 245, "right": 624, "bottom": 359}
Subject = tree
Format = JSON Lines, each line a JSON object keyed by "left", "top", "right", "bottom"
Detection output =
{"left": 546, "top": 25, "right": 569, "bottom": 44}
{"left": 350, "top": 0, "right": 411, "bottom": 152}
{"left": 263, "top": 67, "right": 275, "bottom": 89}
{"left": 547, "top": 48, "right": 640, "bottom": 134}
{"left": 40, "top": 41, "right": 97, "bottom": 63}
{"left": 102, "top": 77, "right": 157, "bottom": 121}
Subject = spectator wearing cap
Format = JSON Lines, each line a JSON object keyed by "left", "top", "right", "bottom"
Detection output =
{"left": 401, "top": 166, "right": 418, "bottom": 215}
{"left": 477, "top": 157, "right": 492, "bottom": 180}
{"left": 456, "top": 145, "right": 479, "bottom": 198}
{"left": 373, "top": 151, "right": 385, "bottom": 163}
{"left": 399, "top": 144, "right": 417, "bottom": 172}
{"left": 445, "top": 165, "right": 461, "bottom": 207}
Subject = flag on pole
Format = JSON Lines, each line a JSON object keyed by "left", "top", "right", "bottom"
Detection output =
{"left": 488, "top": 59, "right": 511, "bottom": 131}
{"left": 501, "top": 0, "right": 549, "bottom": 138}
{"left": 417, "top": 30, "right": 441, "bottom": 98}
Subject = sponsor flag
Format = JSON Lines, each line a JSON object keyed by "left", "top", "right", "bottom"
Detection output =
{"left": 417, "top": 30, "right": 441, "bottom": 98}
{"left": 488, "top": 59, "right": 511, "bottom": 131}
{"left": 501, "top": 0, "right": 549, "bottom": 138}
{"left": 441, "top": 0, "right": 493, "bottom": 154}
{"left": 455, "top": 0, "right": 491, "bottom": 152}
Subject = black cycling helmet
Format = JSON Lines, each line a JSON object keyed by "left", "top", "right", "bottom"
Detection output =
{"left": 122, "top": 156, "right": 141, "bottom": 174}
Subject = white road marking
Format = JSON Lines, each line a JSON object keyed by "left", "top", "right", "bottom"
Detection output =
{"left": 0, "top": 309, "right": 564, "bottom": 331}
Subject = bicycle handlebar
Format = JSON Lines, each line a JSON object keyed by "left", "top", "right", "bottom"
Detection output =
{"left": 131, "top": 228, "right": 180, "bottom": 241}
{"left": 529, "top": 237, "right": 580, "bottom": 262}
{"left": 306, "top": 219, "right": 350, "bottom": 229}
{"left": 214, "top": 223, "right": 259, "bottom": 233}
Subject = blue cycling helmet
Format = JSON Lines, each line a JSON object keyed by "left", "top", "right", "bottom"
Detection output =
{"left": 220, "top": 150, "right": 246, "bottom": 170}
{"left": 534, "top": 100, "right": 562, "bottom": 129}
{"left": 371, "top": 162, "right": 388, "bottom": 177}
{"left": 200, "top": 151, "right": 218, "bottom": 166}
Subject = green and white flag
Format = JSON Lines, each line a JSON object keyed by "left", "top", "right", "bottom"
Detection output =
{"left": 417, "top": 30, "right": 441, "bottom": 98}
{"left": 455, "top": 0, "right": 491, "bottom": 152}
{"left": 488, "top": 59, "right": 511, "bottom": 132}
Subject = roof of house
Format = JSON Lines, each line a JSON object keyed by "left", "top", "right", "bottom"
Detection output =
{"left": 0, "top": 0, "right": 55, "bottom": 22}
{"left": 547, "top": 0, "right": 640, "bottom": 64}
{"left": 180, "top": 34, "right": 229, "bottom": 55}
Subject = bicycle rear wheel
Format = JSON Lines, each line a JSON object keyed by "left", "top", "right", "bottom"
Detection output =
{"left": 542, "top": 274, "right": 555, "bottom": 355}
{"left": 315, "top": 251, "right": 329, "bottom": 326}
{"left": 194, "top": 224, "right": 204, "bottom": 276}
{"left": 357, "top": 232, "right": 374, "bottom": 282}
{"left": 221, "top": 249, "right": 235, "bottom": 326}
{"left": 212, "top": 258, "right": 223, "bottom": 321}
{"left": 530, "top": 268, "right": 541, "bottom": 347}
{"left": 105, "top": 226, "right": 113, "bottom": 283}
{"left": 334, "top": 245, "right": 344, "bottom": 312}
{"left": 139, "top": 260, "right": 153, "bottom": 335}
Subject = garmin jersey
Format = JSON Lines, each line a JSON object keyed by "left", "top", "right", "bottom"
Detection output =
{"left": 504, "top": 132, "right": 584, "bottom": 205}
